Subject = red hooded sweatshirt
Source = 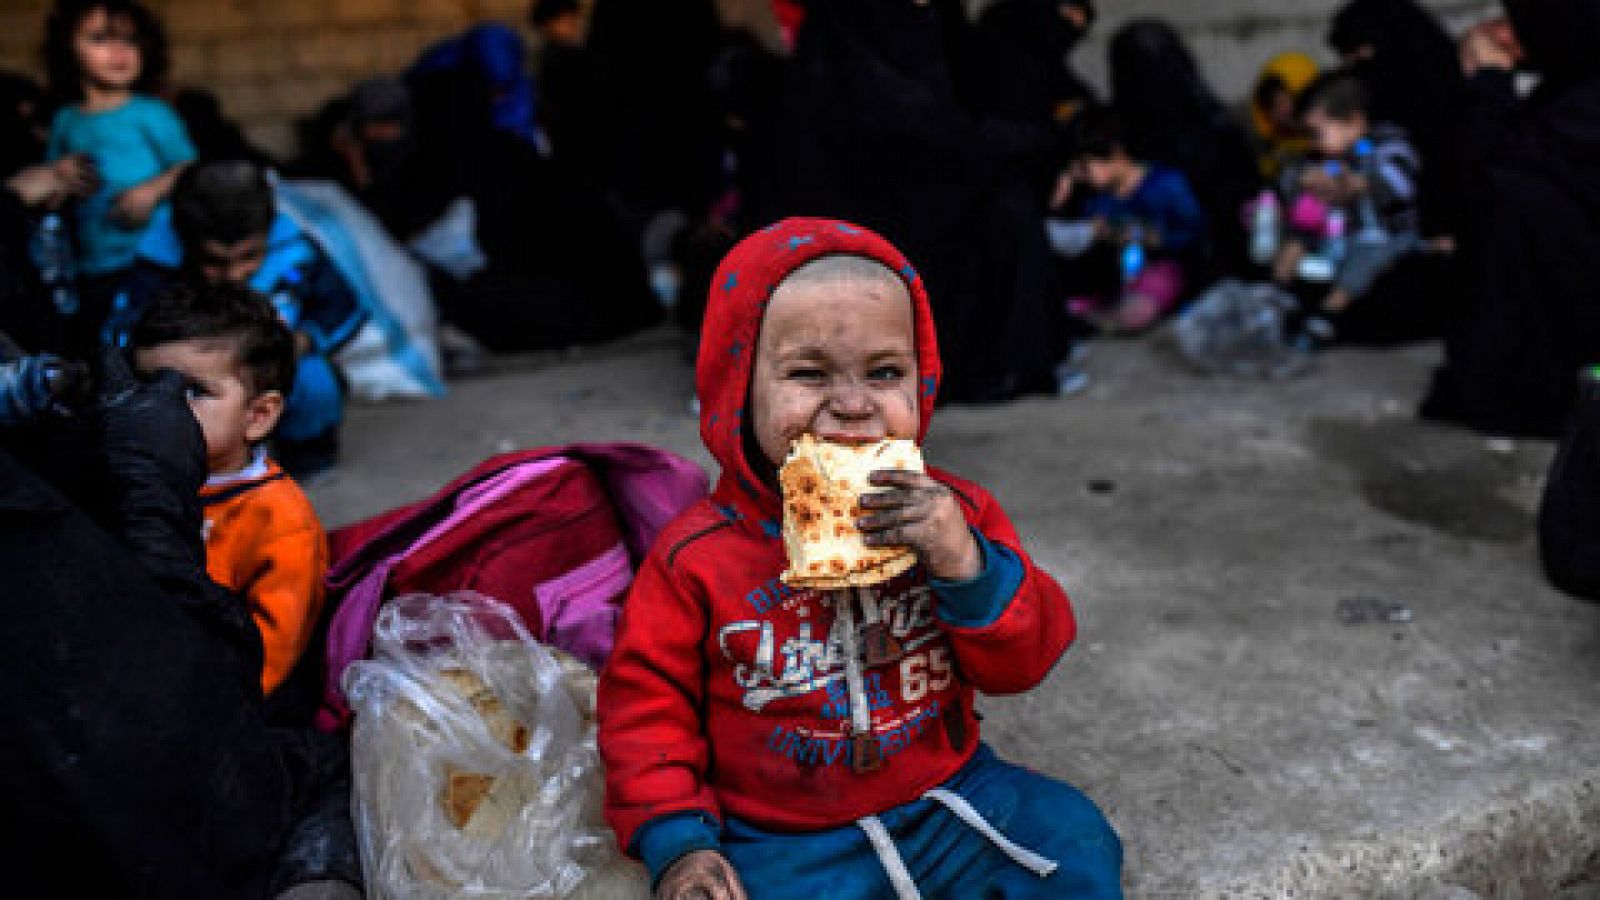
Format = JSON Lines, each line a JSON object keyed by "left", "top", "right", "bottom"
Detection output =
{"left": 598, "top": 218, "right": 1075, "bottom": 872}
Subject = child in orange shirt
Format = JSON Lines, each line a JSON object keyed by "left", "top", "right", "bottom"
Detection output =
{"left": 132, "top": 279, "right": 327, "bottom": 696}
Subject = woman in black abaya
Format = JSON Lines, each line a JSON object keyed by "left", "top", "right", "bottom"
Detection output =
{"left": 749, "top": 0, "right": 1065, "bottom": 404}
{"left": 1421, "top": 0, "right": 1600, "bottom": 437}
{"left": 968, "top": 0, "right": 1097, "bottom": 127}
{"left": 1109, "top": 21, "right": 1260, "bottom": 280}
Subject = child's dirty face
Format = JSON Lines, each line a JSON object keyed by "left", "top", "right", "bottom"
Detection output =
{"left": 135, "top": 338, "right": 280, "bottom": 474}
{"left": 749, "top": 276, "right": 919, "bottom": 468}
{"left": 74, "top": 8, "right": 142, "bottom": 91}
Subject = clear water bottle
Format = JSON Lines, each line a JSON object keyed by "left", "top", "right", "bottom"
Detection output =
{"left": 29, "top": 211, "right": 79, "bottom": 316}
{"left": 1323, "top": 209, "right": 1348, "bottom": 268}
{"left": 1249, "top": 190, "right": 1280, "bottom": 265}
{"left": 1120, "top": 224, "right": 1146, "bottom": 284}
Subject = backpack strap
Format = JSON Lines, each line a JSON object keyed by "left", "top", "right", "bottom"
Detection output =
{"left": 326, "top": 448, "right": 569, "bottom": 589}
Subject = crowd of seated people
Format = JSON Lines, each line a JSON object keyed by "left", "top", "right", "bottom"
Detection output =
{"left": 0, "top": 0, "right": 1596, "bottom": 894}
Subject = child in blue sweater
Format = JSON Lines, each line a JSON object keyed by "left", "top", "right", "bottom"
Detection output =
{"left": 1053, "top": 106, "right": 1205, "bottom": 333}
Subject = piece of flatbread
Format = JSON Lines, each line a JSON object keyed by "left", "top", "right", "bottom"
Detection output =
{"left": 779, "top": 434, "right": 925, "bottom": 589}
{"left": 436, "top": 667, "right": 530, "bottom": 754}
{"left": 441, "top": 769, "right": 497, "bottom": 828}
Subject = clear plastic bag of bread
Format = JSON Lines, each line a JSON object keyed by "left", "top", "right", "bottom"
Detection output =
{"left": 343, "top": 592, "right": 649, "bottom": 899}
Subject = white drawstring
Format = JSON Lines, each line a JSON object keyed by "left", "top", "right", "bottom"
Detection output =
{"left": 859, "top": 815, "right": 922, "bottom": 900}
{"left": 860, "top": 585, "right": 882, "bottom": 626}
{"left": 924, "top": 789, "right": 1059, "bottom": 877}
{"left": 854, "top": 792, "right": 1059, "bottom": 898}
{"left": 843, "top": 585, "right": 1059, "bottom": 892}
{"left": 836, "top": 591, "right": 874, "bottom": 741}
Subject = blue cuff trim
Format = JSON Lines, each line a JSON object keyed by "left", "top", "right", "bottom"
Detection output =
{"left": 931, "top": 530, "right": 1025, "bottom": 628}
{"left": 322, "top": 309, "right": 368, "bottom": 352}
{"left": 635, "top": 811, "right": 723, "bottom": 885}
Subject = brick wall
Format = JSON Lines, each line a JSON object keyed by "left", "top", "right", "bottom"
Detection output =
{"left": 0, "top": 0, "right": 1499, "bottom": 163}
{"left": 0, "top": 0, "right": 544, "bottom": 160}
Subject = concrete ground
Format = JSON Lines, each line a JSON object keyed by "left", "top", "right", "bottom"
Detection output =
{"left": 307, "top": 328, "right": 1600, "bottom": 899}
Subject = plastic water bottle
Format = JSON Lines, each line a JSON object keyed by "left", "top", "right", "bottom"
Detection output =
{"left": 1120, "top": 224, "right": 1146, "bottom": 284}
{"left": 29, "top": 211, "right": 79, "bottom": 316}
{"left": 1323, "top": 210, "right": 1348, "bottom": 268}
{"left": 1249, "top": 190, "right": 1280, "bottom": 265}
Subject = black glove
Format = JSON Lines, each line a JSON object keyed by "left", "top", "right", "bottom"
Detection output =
{"left": 95, "top": 343, "right": 207, "bottom": 577}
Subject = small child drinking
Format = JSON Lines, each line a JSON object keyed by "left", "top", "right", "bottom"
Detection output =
{"left": 1054, "top": 105, "right": 1205, "bottom": 333}
{"left": 599, "top": 218, "right": 1122, "bottom": 899}
{"left": 131, "top": 280, "right": 328, "bottom": 697}
{"left": 1271, "top": 72, "right": 1421, "bottom": 342}
{"left": 43, "top": 0, "right": 194, "bottom": 347}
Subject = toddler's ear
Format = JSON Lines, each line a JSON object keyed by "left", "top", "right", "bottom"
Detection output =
{"left": 243, "top": 390, "right": 285, "bottom": 444}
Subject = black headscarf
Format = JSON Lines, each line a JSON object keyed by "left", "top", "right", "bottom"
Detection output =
{"left": 970, "top": 0, "right": 1098, "bottom": 125}
{"left": 1109, "top": 20, "right": 1259, "bottom": 273}
{"left": 1327, "top": 0, "right": 1460, "bottom": 132}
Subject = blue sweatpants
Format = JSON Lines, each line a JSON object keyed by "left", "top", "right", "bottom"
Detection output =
{"left": 720, "top": 745, "right": 1122, "bottom": 899}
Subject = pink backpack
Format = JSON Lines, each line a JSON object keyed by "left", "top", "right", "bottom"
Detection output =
{"left": 315, "top": 443, "right": 707, "bottom": 730}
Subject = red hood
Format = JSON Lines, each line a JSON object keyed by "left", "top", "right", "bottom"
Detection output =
{"left": 697, "top": 218, "right": 942, "bottom": 528}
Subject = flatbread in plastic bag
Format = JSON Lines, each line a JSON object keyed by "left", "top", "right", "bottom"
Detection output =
{"left": 343, "top": 592, "right": 647, "bottom": 899}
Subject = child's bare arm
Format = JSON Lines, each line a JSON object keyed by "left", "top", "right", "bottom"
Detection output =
{"left": 7, "top": 164, "right": 63, "bottom": 207}
{"left": 110, "top": 163, "right": 190, "bottom": 228}
{"left": 656, "top": 850, "right": 747, "bottom": 900}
